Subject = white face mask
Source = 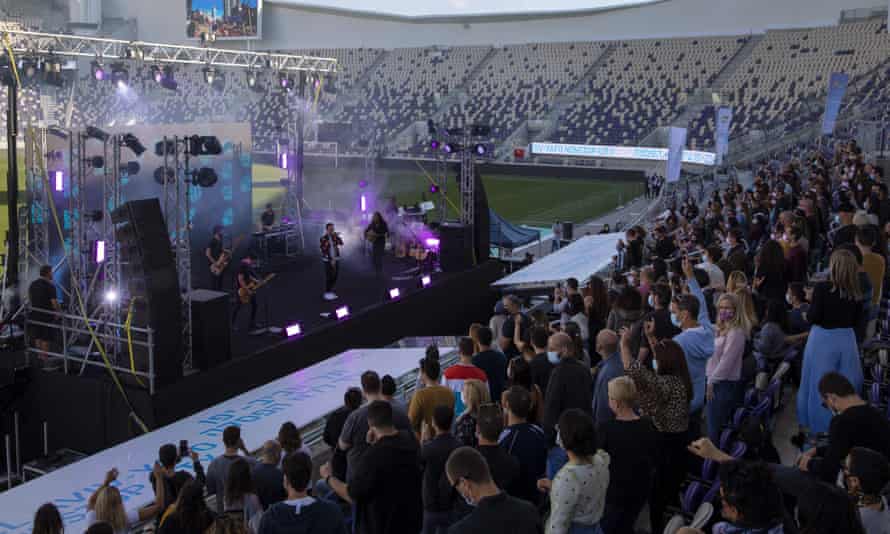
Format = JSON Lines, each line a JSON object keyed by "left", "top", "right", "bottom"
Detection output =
{"left": 786, "top": 293, "right": 792, "bottom": 305}
{"left": 652, "top": 359, "right": 659, "bottom": 373}
{"left": 647, "top": 294, "right": 655, "bottom": 308}
{"left": 547, "top": 351, "right": 560, "bottom": 365}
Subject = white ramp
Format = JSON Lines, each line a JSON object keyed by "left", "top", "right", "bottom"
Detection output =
{"left": 492, "top": 233, "right": 622, "bottom": 289}
{"left": 0, "top": 347, "right": 437, "bottom": 534}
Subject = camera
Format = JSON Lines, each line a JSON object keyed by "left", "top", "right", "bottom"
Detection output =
{"left": 179, "top": 439, "right": 189, "bottom": 458}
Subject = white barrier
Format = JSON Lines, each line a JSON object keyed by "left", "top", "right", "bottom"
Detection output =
{"left": 492, "top": 233, "right": 622, "bottom": 288}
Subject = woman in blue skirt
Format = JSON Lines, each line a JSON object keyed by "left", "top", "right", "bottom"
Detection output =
{"left": 798, "top": 249, "right": 865, "bottom": 435}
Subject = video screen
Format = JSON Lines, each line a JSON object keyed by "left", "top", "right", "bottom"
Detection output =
{"left": 186, "top": 0, "right": 261, "bottom": 40}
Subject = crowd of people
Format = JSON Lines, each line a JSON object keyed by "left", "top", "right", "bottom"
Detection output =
{"left": 26, "top": 138, "right": 890, "bottom": 534}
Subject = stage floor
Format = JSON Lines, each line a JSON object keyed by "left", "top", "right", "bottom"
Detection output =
{"left": 0, "top": 345, "right": 448, "bottom": 534}
{"left": 222, "top": 248, "right": 425, "bottom": 359}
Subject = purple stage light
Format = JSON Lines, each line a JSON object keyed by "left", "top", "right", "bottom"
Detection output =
{"left": 358, "top": 179, "right": 368, "bottom": 188}
{"left": 94, "top": 69, "right": 105, "bottom": 81}
{"left": 430, "top": 184, "right": 440, "bottom": 193}
{"left": 443, "top": 143, "right": 453, "bottom": 154}
{"left": 388, "top": 288, "right": 401, "bottom": 300}
{"left": 360, "top": 194, "right": 367, "bottom": 212}
{"left": 475, "top": 144, "right": 487, "bottom": 155}
{"left": 95, "top": 240, "right": 106, "bottom": 263}
{"left": 335, "top": 306, "right": 350, "bottom": 319}
{"left": 279, "top": 152, "right": 288, "bottom": 170}
{"left": 285, "top": 323, "right": 302, "bottom": 337}
{"left": 430, "top": 140, "right": 439, "bottom": 150}
{"left": 425, "top": 238, "right": 440, "bottom": 249}
{"left": 421, "top": 275, "right": 432, "bottom": 287}
{"left": 54, "top": 170, "right": 63, "bottom": 192}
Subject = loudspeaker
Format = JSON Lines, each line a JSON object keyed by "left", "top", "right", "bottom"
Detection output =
{"left": 114, "top": 198, "right": 183, "bottom": 388}
{"left": 188, "top": 289, "right": 231, "bottom": 371}
{"left": 439, "top": 223, "right": 473, "bottom": 273}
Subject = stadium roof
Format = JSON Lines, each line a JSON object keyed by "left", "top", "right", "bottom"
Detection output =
{"left": 273, "top": 0, "right": 663, "bottom": 20}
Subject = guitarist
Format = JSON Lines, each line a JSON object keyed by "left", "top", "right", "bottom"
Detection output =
{"left": 321, "top": 222, "right": 344, "bottom": 301}
{"left": 365, "top": 211, "right": 389, "bottom": 279}
{"left": 232, "top": 254, "right": 260, "bottom": 331}
{"left": 206, "top": 225, "right": 226, "bottom": 290}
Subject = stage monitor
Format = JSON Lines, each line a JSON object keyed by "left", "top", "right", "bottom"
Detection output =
{"left": 186, "top": 0, "right": 262, "bottom": 40}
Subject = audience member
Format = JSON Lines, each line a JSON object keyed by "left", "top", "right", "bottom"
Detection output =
{"left": 252, "top": 441, "right": 286, "bottom": 510}
{"left": 845, "top": 447, "right": 890, "bottom": 534}
{"left": 87, "top": 465, "right": 166, "bottom": 534}
{"left": 472, "top": 327, "right": 507, "bottom": 401}
{"left": 158, "top": 480, "right": 216, "bottom": 534}
{"left": 454, "top": 378, "right": 490, "bottom": 447}
{"left": 707, "top": 291, "right": 750, "bottom": 443}
{"left": 475, "top": 403, "right": 519, "bottom": 493}
{"left": 503, "top": 356, "right": 545, "bottom": 424}
{"left": 500, "top": 295, "right": 530, "bottom": 359}
{"left": 446, "top": 447, "right": 543, "bottom": 534}
{"left": 381, "top": 374, "right": 407, "bottom": 413}
{"left": 32, "top": 504, "right": 63, "bottom": 534}
{"left": 590, "top": 329, "right": 623, "bottom": 426}
{"left": 500, "top": 386, "right": 548, "bottom": 504}
{"left": 542, "top": 332, "right": 593, "bottom": 443}
{"left": 278, "top": 422, "right": 311, "bottom": 460}
{"left": 527, "top": 326, "right": 555, "bottom": 394}
{"left": 258, "top": 452, "right": 346, "bottom": 534}
{"left": 206, "top": 426, "right": 254, "bottom": 514}
{"left": 444, "top": 337, "right": 489, "bottom": 416}
{"left": 151, "top": 443, "right": 205, "bottom": 512}
{"left": 222, "top": 458, "right": 262, "bottom": 525}
{"left": 323, "top": 387, "right": 362, "bottom": 483}
{"left": 420, "top": 405, "right": 461, "bottom": 534}
{"left": 408, "top": 358, "right": 455, "bottom": 440}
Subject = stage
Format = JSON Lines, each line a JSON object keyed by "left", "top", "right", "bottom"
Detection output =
{"left": 0, "top": 345, "right": 455, "bottom": 534}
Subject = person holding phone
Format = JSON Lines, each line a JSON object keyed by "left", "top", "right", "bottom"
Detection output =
{"left": 150, "top": 443, "right": 206, "bottom": 512}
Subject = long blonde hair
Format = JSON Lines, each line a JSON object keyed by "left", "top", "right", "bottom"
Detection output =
{"left": 468, "top": 323, "right": 484, "bottom": 354}
{"left": 94, "top": 486, "right": 128, "bottom": 533}
{"left": 462, "top": 379, "right": 490, "bottom": 416}
{"left": 732, "top": 288, "right": 758, "bottom": 336}
{"left": 725, "top": 271, "right": 748, "bottom": 294}
{"left": 716, "top": 293, "right": 747, "bottom": 337}
{"left": 829, "top": 249, "right": 863, "bottom": 300}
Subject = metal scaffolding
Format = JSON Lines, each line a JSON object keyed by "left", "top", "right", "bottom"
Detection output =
{"left": 21, "top": 127, "right": 50, "bottom": 284}
{"left": 4, "top": 29, "right": 338, "bottom": 74}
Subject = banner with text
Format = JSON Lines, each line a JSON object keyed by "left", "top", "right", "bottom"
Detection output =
{"left": 529, "top": 142, "right": 715, "bottom": 166}
{"left": 714, "top": 106, "right": 733, "bottom": 165}
{"left": 821, "top": 72, "right": 849, "bottom": 135}
{"left": 666, "top": 127, "right": 688, "bottom": 182}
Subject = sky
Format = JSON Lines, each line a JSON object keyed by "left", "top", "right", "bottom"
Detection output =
{"left": 191, "top": 0, "right": 258, "bottom": 14}
{"left": 275, "top": 0, "right": 657, "bottom": 18}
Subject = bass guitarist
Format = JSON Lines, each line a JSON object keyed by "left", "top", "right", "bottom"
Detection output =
{"left": 206, "top": 225, "right": 228, "bottom": 290}
{"left": 232, "top": 254, "right": 260, "bottom": 331}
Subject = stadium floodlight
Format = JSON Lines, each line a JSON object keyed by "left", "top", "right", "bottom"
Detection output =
{"left": 121, "top": 133, "right": 146, "bottom": 155}
{"left": 91, "top": 60, "right": 105, "bottom": 81}
{"left": 150, "top": 65, "right": 163, "bottom": 83}
{"left": 430, "top": 140, "right": 440, "bottom": 150}
{"left": 429, "top": 184, "right": 440, "bottom": 193}
{"left": 425, "top": 238, "right": 440, "bottom": 249}
{"left": 360, "top": 194, "right": 367, "bottom": 213}
{"left": 279, "top": 72, "right": 291, "bottom": 91}
{"left": 474, "top": 144, "right": 487, "bottom": 156}
{"left": 443, "top": 143, "right": 454, "bottom": 154}
{"left": 358, "top": 179, "right": 368, "bottom": 188}
{"left": 279, "top": 152, "right": 288, "bottom": 170}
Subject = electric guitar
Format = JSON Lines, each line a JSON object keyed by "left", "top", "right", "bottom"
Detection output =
{"left": 210, "top": 235, "right": 246, "bottom": 276}
{"left": 237, "top": 273, "right": 276, "bottom": 304}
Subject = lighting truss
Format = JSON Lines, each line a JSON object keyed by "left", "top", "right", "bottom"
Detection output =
{"left": 3, "top": 29, "right": 338, "bottom": 74}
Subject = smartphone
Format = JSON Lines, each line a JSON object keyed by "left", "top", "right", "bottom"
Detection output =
{"left": 179, "top": 439, "right": 189, "bottom": 458}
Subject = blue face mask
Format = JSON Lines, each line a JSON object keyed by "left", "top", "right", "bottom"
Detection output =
{"left": 652, "top": 359, "right": 659, "bottom": 373}
{"left": 547, "top": 351, "right": 560, "bottom": 365}
{"left": 671, "top": 312, "right": 682, "bottom": 327}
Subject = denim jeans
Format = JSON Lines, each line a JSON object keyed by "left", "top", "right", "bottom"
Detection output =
{"left": 706, "top": 380, "right": 745, "bottom": 443}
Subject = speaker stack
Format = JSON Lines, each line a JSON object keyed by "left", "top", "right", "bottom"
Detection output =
{"left": 111, "top": 198, "right": 183, "bottom": 388}
{"left": 439, "top": 222, "right": 474, "bottom": 273}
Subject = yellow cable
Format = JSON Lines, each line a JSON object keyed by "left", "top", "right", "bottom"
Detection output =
{"left": 34, "top": 128, "right": 149, "bottom": 432}
{"left": 125, "top": 298, "right": 144, "bottom": 387}
{"left": 413, "top": 160, "right": 460, "bottom": 214}
{"left": 2, "top": 34, "right": 21, "bottom": 88}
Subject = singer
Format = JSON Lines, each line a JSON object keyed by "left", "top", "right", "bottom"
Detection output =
{"left": 320, "top": 222, "right": 344, "bottom": 301}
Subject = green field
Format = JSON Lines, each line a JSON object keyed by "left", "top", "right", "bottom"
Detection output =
{"left": 0, "top": 153, "right": 642, "bottom": 255}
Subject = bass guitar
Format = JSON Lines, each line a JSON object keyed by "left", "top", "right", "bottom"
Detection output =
{"left": 237, "top": 273, "right": 276, "bottom": 304}
{"left": 210, "top": 235, "right": 246, "bottom": 276}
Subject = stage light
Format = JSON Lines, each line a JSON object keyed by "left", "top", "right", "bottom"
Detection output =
{"left": 54, "top": 170, "right": 63, "bottom": 192}
{"left": 86, "top": 126, "right": 110, "bottom": 142}
{"left": 95, "top": 240, "right": 106, "bottom": 263}
{"left": 246, "top": 70, "right": 257, "bottom": 88}
{"left": 430, "top": 140, "right": 439, "bottom": 150}
{"left": 150, "top": 65, "right": 163, "bottom": 84}
{"left": 443, "top": 143, "right": 454, "bottom": 154}
{"left": 335, "top": 306, "right": 350, "bottom": 320}
{"left": 119, "top": 161, "right": 140, "bottom": 175}
{"left": 360, "top": 194, "right": 367, "bottom": 212}
{"left": 358, "top": 179, "right": 368, "bottom": 188}
{"left": 153, "top": 166, "right": 175, "bottom": 185}
{"left": 475, "top": 144, "right": 487, "bottom": 156}
{"left": 425, "top": 238, "right": 440, "bottom": 249}
{"left": 430, "top": 184, "right": 440, "bottom": 194}
{"left": 279, "top": 72, "right": 290, "bottom": 90}
{"left": 91, "top": 61, "right": 105, "bottom": 81}
{"left": 388, "top": 288, "right": 401, "bottom": 300}
{"left": 154, "top": 139, "right": 175, "bottom": 156}
{"left": 104, "top": 289, "right": 118, "bottom": 303}
{"left": 111, "top": 64, "right": 129, "bottom": 87}
{"left": 285, "top": 323, "right": 302, "bottom": 337}
{"left": 159, "top": 66, "right": 177, "bottom": 91}
{"left": 203, "top": 67, "right": 216, "bottom": 85}
{"left": 121, "top": 133, "right": 146, "bottom": 155}
{"left": 18, "top": 58, "right": 36, "bottom": 78}
{"left": 279, "top": 152, "right": 288, "bottom": 170}
{"left": 187, "top": 135, "right": 222, "bottom": 156}
{"left": 421, "top": 275, "right": 432, "bottom": 287}
{"left": 90, "top": 156, "right": 105, "bottom": 168}
{"left": 194, "top": 167, "right": 218, "bottom": 188}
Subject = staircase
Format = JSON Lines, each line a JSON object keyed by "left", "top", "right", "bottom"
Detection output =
{"left": 711, "top": 34, "right": 764, "bottom": 90}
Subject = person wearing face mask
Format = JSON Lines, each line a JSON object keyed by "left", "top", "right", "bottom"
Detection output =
{"left": 796, "top": 372, "right": 890, "bottom": 485}
{"left": 528, "top": 326, "right": 556, "bottom": 395}
{"left": 844, "top": 447, "right": 890, "bottom": 534}
{"left": 698, "top": 245, "right": 726, "bottom": 291}
{"left": 542, "top": 333, "right": 594, "bottom": 446}
{"left": 705, "top": 293, "right": 751, "bottom": 443}
{"left": 446, "top": 446, "right": 542, "bottom": 534}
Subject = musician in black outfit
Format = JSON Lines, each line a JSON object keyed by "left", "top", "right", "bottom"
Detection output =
{"left": 261, "top": 204, "right": 275, "bottom": 231}
{"left": 205, "top": 226, "right": 225, "bottom": 291}
{"left": 321, "top": 223, "right": 344, "bottom": 301}
{"left": 232, "top": 255, "right": 259, "bottom": 331}
{"left": 28, "top": 264, "right": 60, "bottom": 361}
{"left": 365, "top": 212, "right": 389, "bottom": 279}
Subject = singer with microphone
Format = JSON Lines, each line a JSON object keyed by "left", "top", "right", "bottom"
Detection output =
{"left": 320, "top": 222, "right": 344, "bottom": 301}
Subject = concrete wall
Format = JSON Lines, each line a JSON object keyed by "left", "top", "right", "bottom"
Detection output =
{"left": 103, "top": 0, "right": 878, "bottom": 48}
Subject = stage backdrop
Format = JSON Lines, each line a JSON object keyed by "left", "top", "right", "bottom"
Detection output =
{"left": 41, "top": 122, "right": 253, "bottom": 293}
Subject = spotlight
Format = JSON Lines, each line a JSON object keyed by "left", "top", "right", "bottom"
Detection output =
{"left": 119, "top": 161, "right": 141, "bottom": 175}
{"left": 430, "top": 140, "right": 440, "bottom": 150}
{"left": 246, "top": 70, "right": 257, "bottom": 88}
{"left": 284, "top": 323, "right": 302, "bottom": 337}
{"left": 430, "top": 184, "right": 440, "bottom": 194}
{"left": 193, "top": 167, "right": 218, "bottom": 188}
{"left": 94, "top": 240, "right": 106, "bottom": 263}
{"left": 421, "top": 275, "right": 432, "bottom": 287}
{"left": 203, "top": 67, "right": 215, "bottom": 85}
{"left": 90, "top": 156, "right": 105, "bottom": 168}
{"left": 104, "top": 289, "right": 118, "bottom": 303}
{"left": 150, "top": 65, "right": 163, "bottom": 84}
{"left": 443, "top": 143, "right": 462, "bottom": 154}
{"left": 335, "top": 306, "right": 350, "bottom": 320}
{"left": 54, "top": 170, "right": 63, "bottom": 192}
{"left": 111, "top": 63, "right": 129, "bottom": 87}
{"left": 154, "top": 139, "right": 176, "bottom": 156}
{"left": 279, "top": 73, "right": 291, "bottom": 90}
{"left": 474, "top": 144, "right": 487, "bottom": 156}
{"left": 121, "top": 133, "right": 146, "bottom": 155}
{"left": 18, "top": 58, "right": 36, "bottom": 78}
{"left": 388, "top": 288, "right": 401, "bottom": 300}
{"left": 425, "top": 238, "right": 440, "bottom": 249}
{"left": 91, "top": 61, "right": 105, "bottom": 81}
{"left": 153, "top": 166, "right": 176, "bottom": 185}
{"left": 358, "top": 179, "right": 369, "bottom": 188}
{"left": 360, "top": 194, "right": 367, "bottom": 213}
{"left": 86, "top": 126, "right": 110, "bottom": 142}
{"left": 279, "top": 152, "right": 288, "bottom": 170}
{"left": 186, "top": 135, "right": 222, "bottom": 156}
